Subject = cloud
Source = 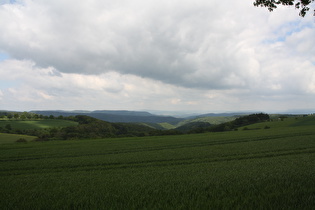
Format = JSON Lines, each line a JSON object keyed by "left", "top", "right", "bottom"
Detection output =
{"left": 0, "top": 59, "right": 207, "bottom": 111}
{"left": 0, "top": 0, "right": 272, "bottom": 90}
{"left": 0, "top": 0, "right": 314, "bottom": 112}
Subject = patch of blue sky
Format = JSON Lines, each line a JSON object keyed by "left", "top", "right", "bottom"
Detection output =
{"left": 0, "top": 80, "right": 17, "bottom": 89}
{"left": 0, "top": 0, "right": 17, "bottom": 5}
{"left": 0, "top": 52, "right": 10, "bottom": 61}
{"left": 263, "top": 20, "right": 314, "bottom": 44}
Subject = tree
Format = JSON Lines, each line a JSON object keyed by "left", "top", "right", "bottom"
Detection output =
{"left": 21, "top": 114, "right": 26, "bottom": 120}
{"left": 7, "top": 113, "right": 13, "bottom": 120}
{"left": 14, "top": 113, "right": 19, "bottom": 120}
{"left": 5, "top": 124, "right": 12, "bottom": 131}
{"left": 254, "top": 0, "right": 315, "bottom": 17}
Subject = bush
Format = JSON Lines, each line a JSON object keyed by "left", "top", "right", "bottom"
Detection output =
{"left": 16, "top": 138, "right": 27, "bottom": 143}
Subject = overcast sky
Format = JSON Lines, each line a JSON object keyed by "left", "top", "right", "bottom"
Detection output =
{"left": 0, "top": 0, "right": 314, "bottom": 114}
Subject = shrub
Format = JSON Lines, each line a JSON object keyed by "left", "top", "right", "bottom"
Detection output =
{"left": 16, "top": 138, "right": 27, "bottom": 143}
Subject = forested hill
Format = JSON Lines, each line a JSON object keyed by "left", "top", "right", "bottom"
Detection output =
{"left": 176, "top": 113, "right": 271, "bottom": 133}
{"left": 32, "top": 110, "right": 183, "bottom": 124}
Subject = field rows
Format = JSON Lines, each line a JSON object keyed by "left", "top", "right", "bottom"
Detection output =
{"left": 1, "top": 129, "right": 315, "bottom": 175}
{"left": 1, "top": 146, "right": 315, "bottom": 178}
{"left": 1, "top": 123, "right": 315, "bottom": 209}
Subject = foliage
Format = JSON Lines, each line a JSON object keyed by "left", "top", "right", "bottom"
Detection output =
{"left": 0, "top": 111, "right": 44, "bottom": 120}
{"left": 0, "top": 121, "right": 315, "bottom": 209}
{"left": 45, "top": 115, "right": 163, "bottom": 140}
{"left": 186, "top": 113, "right": 270, "bottom": 133}
{"left": 15, "top": 138, "right": 27, "bottom": 143}
{"left": 254, "top": 0, "right": 315, "bottom": 16}
{"left": 176, "top": 122, "right": 211, "bottom": 133}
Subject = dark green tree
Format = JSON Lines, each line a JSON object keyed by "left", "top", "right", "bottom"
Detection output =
{"left": 7, "top": 114, "right": 13, "bottom": 120}
{"left": 254, "top": 0, "right": 315, "bottom": 17}
{"left": 5, "top": 124, "right": 12, "bottom": 131}
{"left": 14, "top": 113, "right": 19, "bottom": 120}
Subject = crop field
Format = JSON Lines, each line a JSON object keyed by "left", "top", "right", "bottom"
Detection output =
{"left": 0, "top": 116, "right": 315, "bottom": 209}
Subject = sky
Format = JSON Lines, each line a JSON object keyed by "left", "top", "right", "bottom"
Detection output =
{"left": 0, "top": 0, "right": 314, "bottom": 114}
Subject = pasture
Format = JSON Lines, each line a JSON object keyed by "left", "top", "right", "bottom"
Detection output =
{"left": 0, "top": 116, "right": 315, "bottom": 209}
{"left": 0, "top": 119, "right": 78, "bottom": 130}
{"left": 0, "top": 133, "right": 37, "bottom": 144}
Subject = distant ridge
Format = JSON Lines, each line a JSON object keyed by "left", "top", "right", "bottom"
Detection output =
{"left": 31, "top": 110, "right": 183, "bottom": 124}
{"left": 186, "top": 112, "right": 250, "bottom": 119}
{"left": 91, "top": 110, "right": 154, "bottom": 116}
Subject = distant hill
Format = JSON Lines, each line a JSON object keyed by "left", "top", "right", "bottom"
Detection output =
{"left": 31, "top": 110, "right": 251, "bottom": 128}
{"left": 91, "top": 110, "right": 154, "bottom": 116}
{"left": 188, "top": 112, "right": 249, "bottom": 119}
{"left": 175, "top": 122, "right": 211, "bottom": 133}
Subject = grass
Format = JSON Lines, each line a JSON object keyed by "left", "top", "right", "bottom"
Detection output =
{"left": 0, "top": 116, "right": 315, "bottom": 209}
{"left": 0, "top": 119, "right": 78, "bottom": 130}
{"left": 158, "top": 122, "right": 176, "bottom": 129}
{"left": 0, "top": 133, "right": 37, "bottom": 144}
{"left": 239, "top": 115, "right": 315, "bottom": 130}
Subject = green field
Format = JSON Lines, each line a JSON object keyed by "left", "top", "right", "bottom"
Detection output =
{"left": 0, "top": 116, "right": 315, "bottom": 209}
{"left": 0, "top": 133, "right": 37, "bottom": 144}
{"left": 0, "top": 119, "right": 78, "bottom": 130}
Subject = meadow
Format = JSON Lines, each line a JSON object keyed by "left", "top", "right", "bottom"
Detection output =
{"left": 0, "top": 116, "right": 315, "bottom": 209}
{"left": 0, "top": 119, "right": 78, "bottom": 130}
{"left": 0, "top": 133, "right": 37, "bottom": 145}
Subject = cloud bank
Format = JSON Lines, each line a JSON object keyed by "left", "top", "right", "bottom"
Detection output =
{"left": 0, "top": 0, "right": 314, "bottom": 112}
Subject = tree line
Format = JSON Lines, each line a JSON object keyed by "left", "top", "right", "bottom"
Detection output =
{"left": 0, "top": 111, "right": 61, "bottom": 120}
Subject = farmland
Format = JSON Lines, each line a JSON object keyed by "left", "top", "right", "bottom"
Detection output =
{"left": 0, "top": 116, "right": 315, "bottom": 209}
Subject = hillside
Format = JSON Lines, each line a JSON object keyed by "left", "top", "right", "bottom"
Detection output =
{"left": 0, "top": 119, "right": 78, "bottom": 130}
{"left": 0, "top": 133, "right": 37, "bottom": 144}
{"left": 238, "top": 114, "right": 315, "bottom": 130}
{"left": 174, "top": 113, "right": 271, "bottom": 133}
{"left": 175, "top": 116, "right": 237, "bottom": 127}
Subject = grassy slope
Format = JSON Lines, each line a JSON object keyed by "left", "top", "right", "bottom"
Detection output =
{"left": 0, "top": 116, "right": 315, "bottom": 209}
{"left": 239, "top": 115, "right": 315, "bottom": 130}
{"left": 156, "top": 116, "right": 237, "bottom": 129}
{"left": 0, "top": 119, "right": 78, "bottom": 144}
{"left": 158, "top": 122, "right": 177, "bottom": 129}
{"left": 0, "top": 133, "right": 37, "bottom": 144}
{"left": 0, "top": 119, "right": 78, "bottom": 130}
